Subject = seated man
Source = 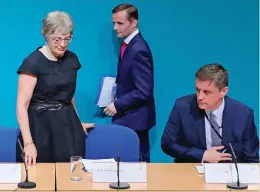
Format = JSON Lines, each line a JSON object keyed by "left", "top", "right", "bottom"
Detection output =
{"left": 161, "top": 63, "right": 259, "bottom": 163}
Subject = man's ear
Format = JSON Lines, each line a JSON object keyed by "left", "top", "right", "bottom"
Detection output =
{"left": 220, "top": 87, "right": 229, "bottom": 98}
{"left": 131, "top": 19, "right": 138, "bottom": 27}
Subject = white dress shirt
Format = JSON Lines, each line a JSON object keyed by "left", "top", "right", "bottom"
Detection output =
{"left": 204, "top": 98, "right": 225, "bottom": 149}
{"left": 124, "top": 29, "right": 139, "bottom": 44}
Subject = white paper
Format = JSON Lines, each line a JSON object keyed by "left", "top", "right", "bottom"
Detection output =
{"left": 195, "top": 165, "right": 204, "bottom": 174}
{"left": 92, "top": 162, "right": 147, "bottom": 183}
{"left": 232, "top": 164, "right": 260, "bottom": 184}
{"left": 97, "top": 77, "right": 116, "bottom": 107}
{"left": 0, "top": 164, "right": 21, "bottom": 183}
{"left": 82, "top": 158, "right": 116, "bottom": 173}
{"left": 204, "top": 163, "right": 260, "bottom": 184}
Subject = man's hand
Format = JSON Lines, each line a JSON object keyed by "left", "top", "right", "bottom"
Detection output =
{"left": 104, "top": 103, "right": 117, "bottom": 117}
{"left": 203, "top": 146, "right": 232, "bottom": 163}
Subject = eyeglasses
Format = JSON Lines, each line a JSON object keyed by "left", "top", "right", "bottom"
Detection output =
{"left": 48, "top": 35, "right": 73, "bottom": 45}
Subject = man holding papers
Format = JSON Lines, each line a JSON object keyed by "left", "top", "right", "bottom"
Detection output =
{"left": 161, "top": 64, "right": 259, "bottom": 163}
{"left": 104, "top": 3, "right": 156, "bottom": 162}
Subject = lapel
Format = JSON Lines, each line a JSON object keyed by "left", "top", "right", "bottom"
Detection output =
{"left": 116, "top": 33, "right": 142, "bottom": 83}
{"left": 191, "top": 96, "right": 207, "bottom": 149}
{"left": 120, "top": 33, "right": 141, "bottom": 62}
{"left": 221, "top": 97, "right": 233, "bottom": 145}
{"left": 190, "top": 96, "right": 233, "bottom": 149}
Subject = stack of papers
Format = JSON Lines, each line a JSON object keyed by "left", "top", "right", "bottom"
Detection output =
{"left": 97, "top": 77, "right": 116, "bottom": 107}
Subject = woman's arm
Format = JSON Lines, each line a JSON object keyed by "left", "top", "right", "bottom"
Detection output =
{"left": 16, "top": 73, "right": 38, "bottom": 165}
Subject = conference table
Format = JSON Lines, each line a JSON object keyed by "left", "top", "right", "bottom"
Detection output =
{"left": 0, "top": 163, "right": 259, "bottom": 191}
{"left": 56, "top": 163, "right": 260, "bottom": 191}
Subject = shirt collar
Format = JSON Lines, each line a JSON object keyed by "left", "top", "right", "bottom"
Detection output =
{"left": 124, "top": 29, "right": 139, "bottom": 44}
{"left": 205, "top": 97, "right": 225, "bottom": 120}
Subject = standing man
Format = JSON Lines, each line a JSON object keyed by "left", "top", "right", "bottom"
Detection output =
{"left": 104, "top": 3, "right": 156, "bottom": 162}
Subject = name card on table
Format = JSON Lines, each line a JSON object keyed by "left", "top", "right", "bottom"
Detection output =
{"left": 92, "top": 162, "right": 147, "bottom": 183}
{"left": 204, "top": 163, "right": 260, "bottom": 184}
{"left": 0, "top": 164, "right": 21, "bottom": 183}
{"left": 81, "top": 158, "right": 116, "bottom": 173}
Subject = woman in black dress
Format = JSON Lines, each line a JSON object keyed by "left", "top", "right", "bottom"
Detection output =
{"left": 16, "top": 11, "right": 94, "bottom": 165}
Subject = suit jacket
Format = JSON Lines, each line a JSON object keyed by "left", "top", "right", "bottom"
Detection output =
{"left": 112, "top": 33, "right": 156, "bottom": 131}
{"left": 161, "top": 94, "right": 259, "bottom": 163}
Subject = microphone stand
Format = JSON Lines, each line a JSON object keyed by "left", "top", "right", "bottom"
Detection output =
{"left": 109, "top": 145, "right": 130, "bottom": 189}
{"left": 226, "top": 143, "right": 248, "bottom": 190}
{"left": 17, "top": 139, "right": 36, "bottom": 189}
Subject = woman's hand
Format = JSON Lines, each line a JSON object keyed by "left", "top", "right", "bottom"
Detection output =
{"left": 81, "top": 122, "right": 95, "bottom": 133}
{"left": 24, "top": 143, "right": 37, "bottom": 166}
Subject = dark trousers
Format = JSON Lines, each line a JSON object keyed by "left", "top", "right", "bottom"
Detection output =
{"left": 135, "top": 130, "right": 150, "bottom": 162}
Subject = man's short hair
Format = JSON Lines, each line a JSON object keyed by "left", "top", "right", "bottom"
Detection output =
{"left": 195, "top": 63, "right": 229, "bottom": 90}
{"left": 112, "top": 3, "right": 138, "bottom": 21}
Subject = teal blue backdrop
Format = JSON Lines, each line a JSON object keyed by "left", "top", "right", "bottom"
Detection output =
{"left": 0, "top": 0, "right": 258, "bottom": 162}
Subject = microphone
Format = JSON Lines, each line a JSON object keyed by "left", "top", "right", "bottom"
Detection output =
{"left": 17, "top": 138, "right": 36, "bottom": 189}
{"left": 109, "top": 144, "right": 130, "bottom": 189}
{"left": 226, "top": 143, "right": 248, "bottom": 190}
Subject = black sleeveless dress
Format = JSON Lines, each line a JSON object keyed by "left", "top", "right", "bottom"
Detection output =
{"left": 16, "top": 47, "right": 85, "bottom": 162}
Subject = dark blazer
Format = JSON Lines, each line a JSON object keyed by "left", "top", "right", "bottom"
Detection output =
{"left": 112, "top": 33, "right": 156, "bottom": 131}
{"left": 161, "top": 94, "right": 259, "bottom": 163}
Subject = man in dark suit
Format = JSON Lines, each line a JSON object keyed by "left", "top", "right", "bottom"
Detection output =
{"left": 161, "top": 64, "right": 259, "bottom": 163}
{"left": 104, "top": 3, "right": 156, "bottom": 162}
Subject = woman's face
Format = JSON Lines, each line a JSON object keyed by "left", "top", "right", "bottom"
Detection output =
{"left": 46, "top": 32, "right": 72, "bottom": 58}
